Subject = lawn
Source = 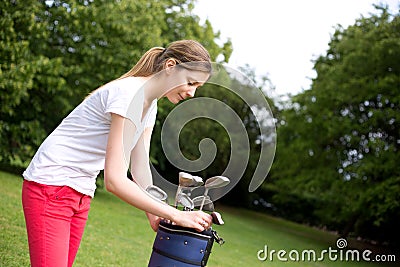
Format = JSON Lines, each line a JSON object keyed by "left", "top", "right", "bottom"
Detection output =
{"left": 0, "top": 171, "right": 395, "bottom": 266}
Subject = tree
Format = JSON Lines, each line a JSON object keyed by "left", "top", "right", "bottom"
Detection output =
{"left": 0, "top": 0, "right": 232, "bottom": 169}
{"left": 0, "top": 0, "right": 69, "bottom": 168}
{"left": 267, "top": 5, "right": 400, "bottom": 247}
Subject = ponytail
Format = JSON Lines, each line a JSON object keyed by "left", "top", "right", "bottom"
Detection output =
{"left": 118, "top": 47, "right": 165, "bottom": 79}
{"left": 120, "top": 40, "right": 212, "bottom": 79}
{"left": 86, "top": 40, "right": 211, "bottom": 98}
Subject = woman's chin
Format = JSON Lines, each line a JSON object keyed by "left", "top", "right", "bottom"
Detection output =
{"left": 167, "top": 97, "right": 179, "bottom": 104}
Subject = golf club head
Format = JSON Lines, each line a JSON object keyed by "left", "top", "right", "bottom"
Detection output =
{"left": 192, "top": 196, "right": 214, "bottom": 211}
{"left": 179, "top": 171, "right": 192, "bottom": 180}
{"left": 178, "top": 172, "right": 204, "bottom": 187}
{"left": 192, "top": 175, "right": 204, "bottom": 186}
{"left": 192, "top": 195, "right": 214, "bottom": 212}
{"left": 204, "top": 176, "right": 230, "bottom": 189}
{"left": 146, "top": 185, "right": 168, "bottom": 203}
{"left": 181, "top": 185, "right": 202, "bottom": 197}
{"left": 180, "top": 178, "right": 203, "bottom": 198}
{"left": 177, "top": 193, "right": 194, "bottom": 210}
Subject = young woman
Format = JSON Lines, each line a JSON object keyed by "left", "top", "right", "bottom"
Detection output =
{"left": 22, "top": 40, "right": 213, "bottom": 267}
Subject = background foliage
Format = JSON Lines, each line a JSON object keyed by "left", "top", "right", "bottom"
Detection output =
{"left": 265, "top": 6, "right": 400, "bottom": 248}
{"left": 0, "top": 0, "right": 232, "bottom": 168}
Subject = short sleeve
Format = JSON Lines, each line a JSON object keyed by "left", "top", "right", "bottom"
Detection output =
{"left": 103, "top": 79, "right": 143, "bottom": 126}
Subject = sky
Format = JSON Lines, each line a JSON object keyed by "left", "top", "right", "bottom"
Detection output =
{"left": 193, "top": 0, "right": 400, "bottom": 96}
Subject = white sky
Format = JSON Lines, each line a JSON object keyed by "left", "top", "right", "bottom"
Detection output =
{"left": 193, "top": 0, "right": 400, "bottom": 96}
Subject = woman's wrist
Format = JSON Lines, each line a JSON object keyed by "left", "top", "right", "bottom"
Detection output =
{"left": 166, "top": 206, "right": 181, "bottom": 222}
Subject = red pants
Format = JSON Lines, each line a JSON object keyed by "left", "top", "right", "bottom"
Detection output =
{"left": 22, "top": 180, "right": 91, "bottom": 267}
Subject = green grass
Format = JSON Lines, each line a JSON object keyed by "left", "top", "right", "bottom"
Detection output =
{"left": 0, "top": 171, "right": 395, "bottom": 266}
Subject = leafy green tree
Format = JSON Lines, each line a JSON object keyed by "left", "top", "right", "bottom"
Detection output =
{"left": 0, "top": 0, "right": 70, "bottom": 168}
{"left": 268, "top": 5, "right": 399, "bottom": 247}
{"left": 0, "top": 0, "right": 232, "bottom": 169}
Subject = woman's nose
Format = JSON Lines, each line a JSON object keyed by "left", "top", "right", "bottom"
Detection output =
{"left": 186, "top": 87, "right": 196, "bottom": 97}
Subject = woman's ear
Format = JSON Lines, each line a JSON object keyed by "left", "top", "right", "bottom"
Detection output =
{"left": 164, "top": 58, "right": 177, "bottom": 74}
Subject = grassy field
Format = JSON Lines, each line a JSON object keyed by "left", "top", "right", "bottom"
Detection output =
{"left": 0, "top": 170, "right": 396, "bottom": 266}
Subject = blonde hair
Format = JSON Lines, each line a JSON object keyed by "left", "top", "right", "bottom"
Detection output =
{"left": 87, "top": 40, "right": 211, "bottom": 98}
{"left": 119, "top": 39, "right": 212, "bottom": 79}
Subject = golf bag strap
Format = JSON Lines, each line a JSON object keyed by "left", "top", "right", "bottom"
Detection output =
{"left": 152, "top": 246, "right": 202, "bottom": 266}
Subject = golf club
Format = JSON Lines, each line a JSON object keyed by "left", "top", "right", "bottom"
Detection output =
{"left": 199, "top": 176, "right": 230, "bottom": 211}
{"left": 192, "top": 195, "right": 214, "bottom": 212}
{"left": 176, "top": 192, "right": 194, "bottom": 211}
{"left": 146, "top": 185, "right": 168, "bottom": 204}
{"left": 193, "top": 194, "right": 225, "bottom": 225}
{"left": 174, "top": 172, "right": 203, "bottom": 208}
{"left": 182, "top": 175, "right": 203, "bottom": 197}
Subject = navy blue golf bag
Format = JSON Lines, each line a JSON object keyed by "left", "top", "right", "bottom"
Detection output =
{"left": 148, "top": 220, "right": 224, "bottom": 267}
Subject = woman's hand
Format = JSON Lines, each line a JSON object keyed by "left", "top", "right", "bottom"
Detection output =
{"left": 147, "top": 210, "right": 213, "bottom": 232}
{"left": 174, "top": 210, "right": 213, "bottom": 232}
{"left": 146, "top": 212, "right": 161, "bottom": 232}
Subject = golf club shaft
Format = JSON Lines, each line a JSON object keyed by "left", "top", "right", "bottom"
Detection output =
{"left": 199, "top": 188, "right": 209, "bottom": 211}
{"left": 174, "top": 185, "right": 182, "bottom": 208}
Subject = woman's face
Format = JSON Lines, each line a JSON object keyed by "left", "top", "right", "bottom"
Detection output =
{"left": 163, "top": 68, "right": 210, "bottom": 104}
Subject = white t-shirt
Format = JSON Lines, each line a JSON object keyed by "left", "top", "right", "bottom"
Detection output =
{"left": 23, "top": 77, "right": 157, "bottom": 197}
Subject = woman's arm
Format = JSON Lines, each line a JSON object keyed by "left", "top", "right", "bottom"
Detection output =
{"left": 129, "top": 125, "right": 154, "bottom": 186}
{"left": 130, "top": 125, "right": 159, "bottom": 230}
{"left": 129, "top": 128, "right": 152, "bottom": 190}
{"left": 134, "top": 124, "right": 162, "bottom": 230}
{"left": 104, "top": 113, "right": 212, "bottom": 231}
{"left": 143, "top": 126, "right": 154, "bottom": 154}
